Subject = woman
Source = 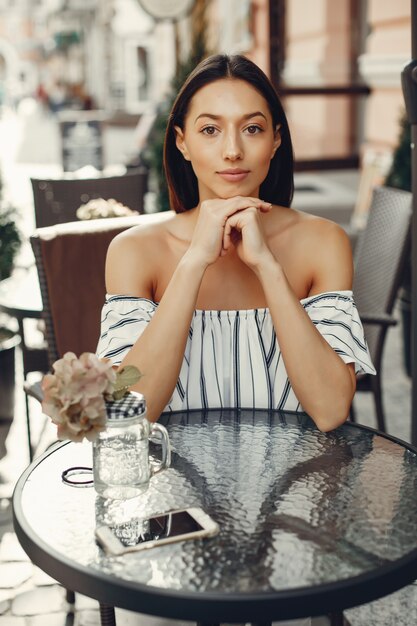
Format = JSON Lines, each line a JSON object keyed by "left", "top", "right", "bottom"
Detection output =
{"left": 97, "top": 54, "right": 375, "bottom": 429}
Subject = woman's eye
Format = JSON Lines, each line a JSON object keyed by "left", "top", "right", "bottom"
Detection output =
{"left": 245, "top": 125, "right": 262, "bottom": 134}
{"left": 201, "top": 126, "right": 218, "bottom": 135}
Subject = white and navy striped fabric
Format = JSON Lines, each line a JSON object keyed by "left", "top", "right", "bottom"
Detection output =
{"left": 97, "top": 291, "right": 376, "bottom": 413}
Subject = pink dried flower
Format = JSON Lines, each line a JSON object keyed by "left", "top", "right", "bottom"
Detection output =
{"left": 41, "top": 352, "right": 117, "bottom": 442}
{"left": 76, "top": 198, "right": 137, "bottom": 220}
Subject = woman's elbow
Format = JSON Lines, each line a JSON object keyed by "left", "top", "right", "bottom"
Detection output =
{"left": 309, "top": 389, "right": 355, "bottom": 432}
{"left": 314, "top": 411, "right": 349, "bottom": 433}
{"left": 312, "top": 369, "right": 356, "bottom": 431}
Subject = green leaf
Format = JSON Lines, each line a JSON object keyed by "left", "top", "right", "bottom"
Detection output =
{"left": 114, "top": 365, "right": 142, "bottom": 393}
{"left": 112, "top": 387, "right": 130, "bottom": 401}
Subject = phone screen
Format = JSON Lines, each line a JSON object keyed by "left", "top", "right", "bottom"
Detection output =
{"left": 111, "top": 511, "right": 205, "bottom": 548}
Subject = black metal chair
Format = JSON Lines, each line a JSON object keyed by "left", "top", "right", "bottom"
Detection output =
{"left": 350, "top": 185, "right": 412, "bottom": 432}
{"left": 30, "top": 168, "right": 147, "bottom": 229}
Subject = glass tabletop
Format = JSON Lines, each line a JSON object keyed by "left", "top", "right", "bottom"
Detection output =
{"left": 13, "top": 409, "right": 417, "bottom": 621}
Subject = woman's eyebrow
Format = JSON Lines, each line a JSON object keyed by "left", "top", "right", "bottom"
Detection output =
{"left": 194, "top": 111, "right": 268, "bottom": 124}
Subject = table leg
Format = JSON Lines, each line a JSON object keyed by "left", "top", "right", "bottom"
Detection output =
{"left": 328, "top": 611, "right": 351, "bottom": 626}
{"left": 24, "top": 390, "right": 33, "bottom": 462}
{"left": 18, "top": 317, "right": 49, "bottom": 461}
{"left": 18, "top": 318, "right": 33, "bottom": 461}
{"left": 99, "top": 603, "right": 116, "bottom": 626}
{"left": 65, "top": 589, "right": 75, "bottom": 604}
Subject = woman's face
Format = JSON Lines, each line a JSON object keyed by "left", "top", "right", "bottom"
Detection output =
{"left": 175, "top": 78, "right": 281, "bottom": 204}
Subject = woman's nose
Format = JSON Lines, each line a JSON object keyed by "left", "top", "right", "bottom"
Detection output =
{"left": 222, "top": 130, "right": 242, "bottom": 160}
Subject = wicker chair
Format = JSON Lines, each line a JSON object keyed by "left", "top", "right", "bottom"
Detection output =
{"left": 24, "top": 215, "right": 142, "bottom": 456}
{"left": 29, "top": 215, "right": 144, "bottom": 368}
{"left": 351, "top": 185, "right": 412, "bottom": 432}
{"left": 30, "top": 168, "right": 148, "bottom": 228}
{"left": 26, "top": 212, "right": 176, "bottom": 456}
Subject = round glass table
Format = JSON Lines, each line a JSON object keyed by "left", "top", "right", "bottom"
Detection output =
{"left": 12, "top": 409, "right": 417, "bottom": 624}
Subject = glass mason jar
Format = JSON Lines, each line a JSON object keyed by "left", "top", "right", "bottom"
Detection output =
{"left": 92, "top": 391, "right": 171, "bottom": 500}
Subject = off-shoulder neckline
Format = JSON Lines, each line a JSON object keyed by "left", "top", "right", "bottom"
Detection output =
{"left": 105, "top": 290, "right": 354, "bottom": 315}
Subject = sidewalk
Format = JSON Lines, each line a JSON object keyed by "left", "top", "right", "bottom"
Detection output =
{"left": 0, "top": 105, "right": 415, "bottom": 626}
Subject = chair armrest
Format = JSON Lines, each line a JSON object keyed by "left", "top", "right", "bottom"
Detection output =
{"left": 23, "top": 380, "right": 44, "bottom": 403}
{"left": 360, "top": 313, "right": 398, "bottom": 327}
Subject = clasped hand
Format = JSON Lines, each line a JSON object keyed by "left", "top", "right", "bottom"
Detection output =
{"left": 188, "top": 196, "right": 274, "bottom": 270}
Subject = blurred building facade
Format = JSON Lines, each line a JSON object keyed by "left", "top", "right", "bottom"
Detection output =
{"left": 195, "top": 0, "right": 409, "bottom": 171}
{"left": 277, "top": 0, "right": 410, "bottom": 170}
{"left": 0, "top": 0, "right": 177, "bottom": 113}
{"left": 0, "top": 0, "right": 411, "bottom": 171}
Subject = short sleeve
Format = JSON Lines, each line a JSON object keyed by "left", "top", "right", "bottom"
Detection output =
{"left": 302, "top": 291, "right": 376, "bottom": 376}
{"left": 96, "top": 295, "right": 158, "bottom": 366}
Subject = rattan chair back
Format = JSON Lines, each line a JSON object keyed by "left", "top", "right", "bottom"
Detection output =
{"left": 30, "top": 216, "right": 141, "bottom": 367}
{"left": 350, "top": 186, "right": 411, "bottom": 431}
{"left": 31, "top": 168, "right": 147, "bottom": 228}
{"left": 353, "top": 185, "right": 412, "bottom": 366}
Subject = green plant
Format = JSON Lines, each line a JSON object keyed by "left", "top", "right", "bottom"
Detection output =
{"left": 0, "top": 169, "right": 21, "bottom": 281}
{"left": 0, "top": 206, "right": 21, "bottom": 281}
{"left": 385, "top": 112, "right": 411, "bottom": 192}
{"left": 142, "top": 0, "right": 209, "bottom": 211}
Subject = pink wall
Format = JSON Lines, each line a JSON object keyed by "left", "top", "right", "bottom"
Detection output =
{"left": 282, "top": 0, "right": 411, "bottom": 159}
{"left": 282, "top": 0, "right": 353, "bottom": 161}
{"left": 361, "top": 0, "right": 410, "bottom": 152}
{"left": 206, "top": 0, "right": 411, "bottom": 163}
{"left": 245, "top": 0, "right": 270, "bottom": 75}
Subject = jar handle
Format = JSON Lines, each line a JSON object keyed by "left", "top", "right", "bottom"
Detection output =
{"left": 150, "top": 423, "right": 171, "bottom": 475}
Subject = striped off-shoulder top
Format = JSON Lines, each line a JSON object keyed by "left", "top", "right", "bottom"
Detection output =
{"left": 97, "top": 291, "right": 376, "bottom": 413}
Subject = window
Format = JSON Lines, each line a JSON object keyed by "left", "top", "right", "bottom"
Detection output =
{"left": 124, "top": 39, "right": 152, "bottom": 113}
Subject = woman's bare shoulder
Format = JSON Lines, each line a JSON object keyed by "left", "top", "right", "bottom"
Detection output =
{"left": 289, "top": 208, "right": 351, "bottom": 246}
{"left": 288, "top": 209, "right": 353, "bottom": 291}
{"left": 268, "top": 206, "right": 353, "bottom": 293}
{"left": 105, "top": 212, "right": 177, "bottom": 296}
{"left": 110, "top": 211, "right": 177, "bottom": 249}
{"left": 268, "top": 205, "right": 349, "bottom": 246}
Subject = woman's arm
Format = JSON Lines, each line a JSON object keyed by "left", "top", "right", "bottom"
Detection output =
{"left": 224, "top": 209, "right": 356, "bottom": 431}
{"left": 105, "top": 227, "right": 204, "bottom": 422}
{"left": 106, "top": 198, "right": 271, "bottom": 421}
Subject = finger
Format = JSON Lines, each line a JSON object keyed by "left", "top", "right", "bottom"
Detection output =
{"left": 223, "top": 219, "right": 233, "bottom": 251}
{"left": 226, "top": 206, "right": 258, "bottom": 229}
{"left": 222, "top": 211, "right": 250, "bottom": 251}
{"left": 231, "top": 197, "right": 271, "bottom": 211}
{"left": 218, "top": 197, "right": 272, "bottom": 222}
{"left": 239, "top": 197, "right": 271, "bottom": 207}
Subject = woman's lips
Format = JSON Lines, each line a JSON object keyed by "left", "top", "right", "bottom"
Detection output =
{"left": 217, "top": 169, "right": 250, "bottom": 182}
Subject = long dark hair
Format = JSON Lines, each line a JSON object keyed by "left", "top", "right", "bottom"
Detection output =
{"left": 164, "top": 54, "right": 294, "bottom": 213}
